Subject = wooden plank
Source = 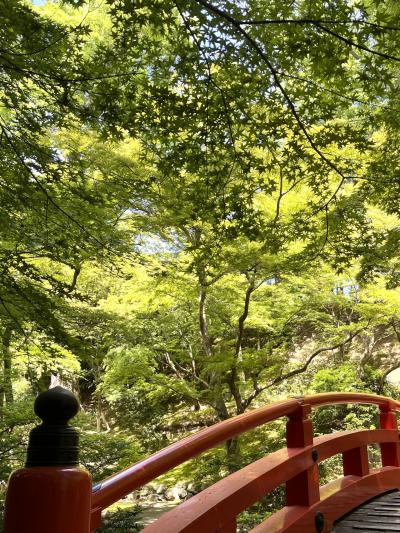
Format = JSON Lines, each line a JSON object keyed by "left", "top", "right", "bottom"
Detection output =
{"left": 371, "top": 506, "right": 400, "bottom": 510}
{"left": 333, "top": 490, "right": 400, "bottom": 532}
{"left": 352, "top": 523, "right": 400, "bottom": 531}
{"left": 349, "top": 516, "right": 400, "bottom": 524}
{"left": 351, "top": 512, "right": 400, "bottom": 518}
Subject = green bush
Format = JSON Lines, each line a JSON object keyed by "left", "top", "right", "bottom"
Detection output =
{"left": 237, "top": 487, "right": 285, "bottom": 531}
{"left": 79, "top": 430, "right": 142, "bottom": 484}
{"left": 0, "top": 399, "right": 36, "bottom": 483}
{"left": 98, "top": 506, "right": 142, "bottom": 533}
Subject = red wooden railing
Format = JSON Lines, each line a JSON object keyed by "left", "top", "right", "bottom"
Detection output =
{"left": 90, "top": 392, "right": 400, "bottom": 532}
{"left": 4, "top": 390, "right": 400, "bottom": 532}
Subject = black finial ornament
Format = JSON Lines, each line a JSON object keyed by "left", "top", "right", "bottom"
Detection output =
{"left": 26, "top": 386, "right": 80, "bottom": 468}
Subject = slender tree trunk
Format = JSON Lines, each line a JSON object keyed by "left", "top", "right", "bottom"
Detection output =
{"left": 213, "top": 391, "right": 241, "bottom": 472}
{"left": 187, "top": 343, "right": 201, "bottom": 410}
{"left": 3, "top": 326, "right": 13, "bottom": 405}
{"left": 225, "top": 275, "right": 258, "bottom": 471}
{"left": 0, "top": 362, "right": 4, "bottom": 413}
{"left": 94, "top": 393, "right": 110, "bottom": 430}
{"left": 101, "top": 410, "right": 111, "bottom": 431}
{"left": 198, "top": 275, "right": 242, "bottom": 472}
{"left": 226, "top": 437, "right": 241, "bottom": 473}
{"left": 199, "top": 285, "right": 213, "bottom": 357}
{"left": 96, "top": 395, "right": 102, "bottom": 432}
{"left": 198, "top": 281, "right": 226, "bottom": 415}
{"left": 229, "top": 275, "right": 256, "bottom": 415}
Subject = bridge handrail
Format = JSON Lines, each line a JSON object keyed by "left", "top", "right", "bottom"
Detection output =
{"left": 91, "top": 392, "right": 400, "bottom": 513}
{"left": 141, "top": 428, "right": 399, "bottom": 533}
{"left": 304, "top": 392, "right": 400, "bottom": 410}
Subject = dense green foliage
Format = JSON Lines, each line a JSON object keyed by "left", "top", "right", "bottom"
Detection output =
{"left": 98, "top": 506, "right": 142, "bottom": 533}
{"left": 1, "top": 0, "right": 400, "bottom": 530}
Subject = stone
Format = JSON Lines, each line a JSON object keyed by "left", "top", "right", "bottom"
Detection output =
{"left": 140, "top": 485, "right": 154, "bottom": 497}
{"left": 164, "top": 489, "right": 176, "bottom": 501}
{"left": 173, "top": 487, "right": 188, "bottom": 500}
{"left": 155, "top": 484, "right": 166, "bottom": 494}
{"left": 187, "top": 483, "right": 197, "bottom": 493}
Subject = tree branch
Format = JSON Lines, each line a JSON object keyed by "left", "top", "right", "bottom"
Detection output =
{"left": 194, "top": 0, "right": 349, "bottom": 209}
{"left": 242, "top": 327, "right": 365, "bottom": 409}
{"left": 238, "top": 19, "right": 400, "bottom": 32}
{"left": 313, "top": 22, "right": 400, "bottom": 63}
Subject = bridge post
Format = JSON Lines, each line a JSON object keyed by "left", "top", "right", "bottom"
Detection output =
{"left": 4, "top": 387, "right": 92, "bottom": 533}
{"left": 342, "top": 445, "right": 369, "bottom": 477}
{"left": 285, "top": 401, "right": 320, "bottom": 506}
{"left": 379, "top": 403, "right": 400, "bottom": 467}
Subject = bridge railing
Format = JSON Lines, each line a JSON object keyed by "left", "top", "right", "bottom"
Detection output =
{"left": 4, "top": 390, "right": 400, "bottom": 532}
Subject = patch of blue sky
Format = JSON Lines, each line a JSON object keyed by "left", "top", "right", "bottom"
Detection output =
{"left": 138, "top": 235, "right": 182, "bottom": 255}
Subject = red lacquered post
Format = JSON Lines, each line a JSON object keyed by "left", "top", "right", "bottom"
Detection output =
{"left": 343, "top": 446, "right": 369, "bottom": 477}
{"left": 285, "top": 401, "right": 320, "bottom": 506}
{"left": 4, "top": 387, "right": 92, "bottom": 533}
{"left": 379, "top": 404, "right": 400, "bottom": 467}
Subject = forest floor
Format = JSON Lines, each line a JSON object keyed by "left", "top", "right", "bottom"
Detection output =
{"left": 136, "top": 500, "right": 179, "bottom": 528}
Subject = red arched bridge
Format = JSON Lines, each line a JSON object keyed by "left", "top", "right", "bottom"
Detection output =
{"left": 4, "top": 389, "right": 400, "bottom": 532}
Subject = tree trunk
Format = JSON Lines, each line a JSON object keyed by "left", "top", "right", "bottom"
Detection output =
{"left": 213, "top": 393, "right": 242, "bottom": 472}
{"left": 198, "top": 283, "right": 228, "bottom": 416}
{"left": 96, "top": 395, "right": 102, "bottom": 432}
{"left": 0, "top": 362, "right": 4, "bottom": 413}
{"left": 198, "top": 276, "right": 243, "bottom": 472}
{"left": 2, "top": 325, "right": 13, "bottom": 405}
{"left": 226, "top": 437, "right": 241, "bottom": 473}
{"left": 199, "top": 285, "right": 213, "bottom": 357}
{"left": 230, "top": 275, "right": 256, "bottom": 414}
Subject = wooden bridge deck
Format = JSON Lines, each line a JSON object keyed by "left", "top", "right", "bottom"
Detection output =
{"left": 333, "top": 490, "right": 400, "bottom": 532}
